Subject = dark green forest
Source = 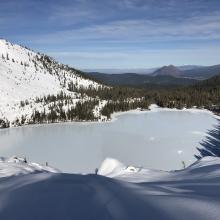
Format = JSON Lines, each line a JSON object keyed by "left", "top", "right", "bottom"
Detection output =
{"left": 71, "top": 75, "right": 220, "bottom": 118}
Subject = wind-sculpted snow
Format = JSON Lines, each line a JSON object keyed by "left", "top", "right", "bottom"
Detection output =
{"left": 0, "top": 156, "right": 220, "bottom": 219}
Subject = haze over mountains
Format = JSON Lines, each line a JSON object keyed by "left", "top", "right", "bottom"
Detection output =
{"left": 83, "top": 65, "right": 201, "bottom": 75}
{"left": 83, "top": 68, "right": 158, "bottom": 74}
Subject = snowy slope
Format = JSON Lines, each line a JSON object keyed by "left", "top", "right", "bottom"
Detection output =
{"left": 99, "top": 157, "right": 220, "bottom": 182}
{"left": 0, "top": 39, "right": 104, "bottom": 125}
{"left": 0, "top": 156, "right": 220, "bottom": 220}
{"left": 0, "top": 156, "right": 59, "bottom": 177}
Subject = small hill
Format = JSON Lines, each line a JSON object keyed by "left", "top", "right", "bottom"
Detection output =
{"left": 151, "top": 65, "right": 183, "bottom": 77}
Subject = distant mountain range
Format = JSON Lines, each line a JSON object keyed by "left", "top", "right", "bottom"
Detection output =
{"left": 86, "top": 72, "right": 198, "bottom": 88}
{"left": 183, "top": 64, "right": 220, "bottom": 79}
{"left": 157, "top": 64, "right": 220, "bottom": 79}
{"left": 85, "top": 64, "right": 220, "bottom": 88}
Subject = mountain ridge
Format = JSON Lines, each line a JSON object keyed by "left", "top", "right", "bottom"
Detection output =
{"left": 0, "top": 39, "right": 107, "bottom": 126}
{"left": 182, "top": 64, "right": 220, "bottom": 79}
{"left": 85, "top": 71, "right": 198, "bottom": 88}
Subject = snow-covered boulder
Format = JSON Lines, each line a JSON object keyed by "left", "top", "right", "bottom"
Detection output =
{"left": 98, "top": 158, "right": 126, "bottom": 177}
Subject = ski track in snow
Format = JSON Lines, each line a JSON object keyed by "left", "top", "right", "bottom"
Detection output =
{"left": 0, "top": 156, "right": 219, "bottom": 219}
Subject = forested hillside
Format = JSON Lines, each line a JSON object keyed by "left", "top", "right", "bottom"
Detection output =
{"left": 0, "top": 39, "right": 219, "bottom": 129}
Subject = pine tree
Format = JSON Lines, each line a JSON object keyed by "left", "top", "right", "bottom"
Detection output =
{"left": 195, "top": 119, "right": 220, "bottom": 159}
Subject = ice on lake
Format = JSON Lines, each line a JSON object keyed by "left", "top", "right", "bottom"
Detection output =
{"left": 0, "top": 107, "right": 218, "bottom": 173}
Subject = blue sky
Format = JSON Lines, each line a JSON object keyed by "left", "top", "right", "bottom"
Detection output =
{"left": 1, "top": 0, "right": 220, "bottom": 69}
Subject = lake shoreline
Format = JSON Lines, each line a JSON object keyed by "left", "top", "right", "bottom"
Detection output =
{"left": 111, "top": 104, "right": 219, "bottom": 122}
{"left": 0, "top": 104, "right": 219, "bottom": 131}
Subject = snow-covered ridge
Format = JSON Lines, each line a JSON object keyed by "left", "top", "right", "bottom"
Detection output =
{"left": 0, "top": 39, "right": 105, "bottom": 126}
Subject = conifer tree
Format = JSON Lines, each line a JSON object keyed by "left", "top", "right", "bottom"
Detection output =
{"left": 195, "top": 119, "right": 220, "bottom": 159}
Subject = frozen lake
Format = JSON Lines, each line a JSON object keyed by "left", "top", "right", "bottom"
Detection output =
{"left": 0, "top": 107, "right": 218, "bottom": 173}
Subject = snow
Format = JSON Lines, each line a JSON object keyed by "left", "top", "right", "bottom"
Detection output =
{"left": 0, "top": 156, "right": 59, "bottom": 178}
{"left": 99, "top": 157, "right": 220, "bottom": 183}
{"left": 109, "top": 104, "right": 219, "bottom": 125}
{"left": 0, "top": 39, "right": 220, "bottom": 218}
{"left": 0, "top": 156, "right": 219, "bottom": 219}
{"left": 98, "top": 158, "right": 126, "bottom": 177}
{"left": 149, "top": 104, "right": 218, "bottom": 117}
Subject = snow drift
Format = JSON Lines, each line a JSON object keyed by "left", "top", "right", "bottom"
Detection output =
{"left": 0, "top": 156, "right": 219, "bottom": 220}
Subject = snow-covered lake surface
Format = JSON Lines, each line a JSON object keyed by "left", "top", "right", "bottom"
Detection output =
{"left": 0, "top": 107, "right": 218, "bottom": 173}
